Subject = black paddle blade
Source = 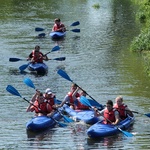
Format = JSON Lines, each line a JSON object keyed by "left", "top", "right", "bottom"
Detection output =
{"left": 145, "top": 113, "right": 150, "bottom": 117}
{"left": 70, "top": 21, "right": 80, "bottom": 26}
{"left": 38, "top": 33, "right": 46, "bottom": 37}
{"left": 9, "top": 58, "right": 22, "bottom": 62}
{"left": 35, "top": 27, "right": 45, "bottom": 31}
{"left": 71, "top": 29, "right": 80, "bottom": 33}
{"left": 53, "top": 57, "right": 66, "bottom": 61}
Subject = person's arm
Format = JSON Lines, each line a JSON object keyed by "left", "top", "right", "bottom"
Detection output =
{"left": 56, "top": 95, "right": 69, "bottom": 108}
{"left": 27, "top": 52, "right": 33, "bottom": 61}
{"left": 125, "top": 107, "right": 134, "bottom": 117}
{"left": 93, "top": 107, "right": 104, "bottom": 117}
{"left": 43, "top": 55, "right": 49, "bottom": 61}
{"left": 72, "top": 87, "right": 80, "bottom": 100}
{"left": 112, "top": 111, "right": 120, "bottom": 125}
{"left": 26, "top": 91, "right": 40, "bottom": 112}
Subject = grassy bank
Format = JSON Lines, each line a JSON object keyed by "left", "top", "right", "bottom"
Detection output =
{"left": 130, "top": 0, "right": 150, "bottom": 76}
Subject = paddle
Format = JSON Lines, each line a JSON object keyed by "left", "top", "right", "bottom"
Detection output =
{"left": 35, "top": 21, "right": 80, "bottom": 32}
{"left": 48, "top": 57, "right": 66, "bottom": 61}
{"left": 80, "top": 96, "right": 133, "bottom": 137}
{"left": 18, "top": 45, "right": 60, "bottom": 71}
{"left": 9, "top": 58, "right": 27, "bottom": 62}
{"left": 57, "top": 69, "right": 102, "bottom": 108}
{"left": 130, "top": 110, "right": 150, "bottom": 118}
{"left": 6, "top": 85, "right": 67, "bottom": 127}
{"left": 23, "top": 77, "right": 74, "bottom": 123}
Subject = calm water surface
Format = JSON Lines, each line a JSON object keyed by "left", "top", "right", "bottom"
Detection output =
{"left": 0, "top": 0, "right": 150, "bottom": 149}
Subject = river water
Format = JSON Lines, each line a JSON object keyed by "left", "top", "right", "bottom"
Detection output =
{"left": 0, "top": 0, "right": 150, "bottom": 149}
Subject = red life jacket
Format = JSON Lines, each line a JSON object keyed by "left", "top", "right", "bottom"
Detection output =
{"left": 47, "top": 97, "right": 55, "bottom": 107}
{"left": 114, "top": 104, "right": 127, "bottom": 120}
{"left": 103, "top": 108, "right": 116, "bottom": 124}
{"left": 32, "top": 100, "right": 53, "bottom": 115}
{"left": 53, "top": 23, "right": 64, "bottom": 32}
{"left": 75, "top": 99, "right": 89, "bottom": 110}
{"left": 68, "top": 92, "right": 80, "bottom": 106}
{"left": 32, "top": 50, "right": 43, "bottom": 63}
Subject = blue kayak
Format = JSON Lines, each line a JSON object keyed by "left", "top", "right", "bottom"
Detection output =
{"left": 49, "top": 32, "right": 66, "bottom": 39}
{"left": 87, "top": 115, "right": 135, "bottom": 138}
{"left": 26, "top": 111, "right": 62, "bottom": 132}
{"left": 28, "top": 63, "right": 48, "bottom": 75}
{"left": 62, "top": 104, "right": 100, "bottom": 125}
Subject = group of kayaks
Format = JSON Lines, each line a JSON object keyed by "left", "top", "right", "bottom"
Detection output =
{"left": 8, "top": 20, "right": 136, "bottom": 138}
{"left": 25, "top": 96, "right": 135, "bottom": 139}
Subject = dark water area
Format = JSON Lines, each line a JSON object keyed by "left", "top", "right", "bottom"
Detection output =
{"left": 0, "top": 0, "right": 150, "bottom": 149}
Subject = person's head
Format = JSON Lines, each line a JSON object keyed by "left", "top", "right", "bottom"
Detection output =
{"left": 115, "top": 96, "right": 123, "bottom": 106}
{"left": 35, "top": 45, "right": 40, "bottom": 52}
{"left": 45, "top": 88, "right": 53, "bottom": 98}
{"left": 106, "top": 100, "right": 113, "bottom": 111}
{"left": 54, "top": 18, "right": 61, "bottom": 25}
{"left": 71, "top": 83, "right": 78, "bottom": 92}
{"left": 38, "top": 93, "right": 45, "bottom": 103}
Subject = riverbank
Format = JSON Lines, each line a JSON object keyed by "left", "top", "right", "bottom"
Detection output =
{"left": 130, "top": 0, "right": 150, "bottom": 76}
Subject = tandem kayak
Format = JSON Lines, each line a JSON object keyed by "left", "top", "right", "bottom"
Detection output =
{"left": 49, "top": 32, "right": 66, "bottom": 39}
{"left": 62, "top": 104, "right": 102, "bottom": 125}
{"left": 87, "top": 115, "right": 135, "bottom": 138}
{"left": 26, "top": 111, "right": 62, "bottom": 132}
{"left": 28, "top": 63, "right": 48, "bottom": 75}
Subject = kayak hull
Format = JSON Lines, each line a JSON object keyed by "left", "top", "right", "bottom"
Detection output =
{"left": 26, "top": 111, "right": 62, "bottom": 132}
{"left": 62, "top": 104, "right": 100, "bottom": 125}
{"left": 87, "top": 115, "right": 135, "bottom": 138}
{"left": 28, "top": 63, "right": 48, "bottom": 75}
{"left": 49, "top": 32, "right": 66, "bottom": 39}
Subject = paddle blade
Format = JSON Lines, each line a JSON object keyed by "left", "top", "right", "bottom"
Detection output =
{"left": 38, "top": 33, "right": 46, "bottom": 37}
{"left": 145, "top": 113, "right": 150, "bottom": 117}
{"left": 57, "top": 69, "right": 73, "bottom": 82}
{"left": 6, "top": 85, "right": 22, "bottom": 97}
{"left": 71, "top": 29, "right": 80, "bottom": 33}
{"left": 117, "top": 127, "right": 134, "bottom": 137}
{"left": 70, "top": 21, "right": 80, "bottom": 26}
{"left": 9, "top": 58, "right": 22, "bottom": 62}
{"left": 80, "top": 96, "right": 92, "bottom": 107}
{"left": 51, "top": 45, "right": 60, "bottom": 52}
{"left": 57, "top": 122, "right": 67, "bottom": 127}
{"left": 23, "top": 78, "right": 35, "bottom": 89}
{"left": 35, "top": 27, "right": 45, "bottom": 31}
{"left": 63, "top": 115, "right": 74, "bottom": 123}
{"left": 19, "top": 64, "right": 29, "bottom": 71}
{"left": 53, "top": 57, "right": 66, "bottom": 61}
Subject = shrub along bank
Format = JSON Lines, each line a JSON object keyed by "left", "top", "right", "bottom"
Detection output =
{"left": 130, "top": 0, "right": 150, "bottom": 76}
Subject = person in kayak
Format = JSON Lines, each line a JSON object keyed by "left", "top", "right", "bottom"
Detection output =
{"left": 94, "top": 100, "right": 120, "bottom": 125}
{"left": 52, "top": 18, "right": 66, "bottom": 32}
{"left": 26, "top": 91, "right": 54, "bottom": 117}
{"left": 113, "top": 96, "right": 133, "bottom": 120}
{"left": 72, "top": 87, "right": 89, "bottom": 110}
{"left": 56, "top": 83, "right": 80, "bottom": 109}
{"left": 44, "top": 88, "right": 57, "bottom": 109}
{"left": 27, "top": 45, "right": 48, "bottom": 63}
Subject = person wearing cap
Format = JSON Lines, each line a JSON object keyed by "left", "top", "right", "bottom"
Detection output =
{"left": 27, "top": 45, "right": 48, "bottom": 63}
{"left": 52, "top": 18, "right": 66, "bottom": 32}
{"left": 26, "top": 91, "right": 54, "bottom": 117}
{"left": 44, "top": 88, "right": 56, "bottom": 109}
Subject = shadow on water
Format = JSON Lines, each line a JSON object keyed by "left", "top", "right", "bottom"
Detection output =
{"left": 87, "top": 134, "right": 122, "bottom": 148}
{"left": 8, "top": 68, "right": 48, "bottom": 77}
{"left": 26, "top": 128, "right": 55, "bottom": 140}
